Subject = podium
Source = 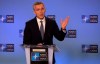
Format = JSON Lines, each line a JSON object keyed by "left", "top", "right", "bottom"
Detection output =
{"left": 22, "top": 44, "right": 59, "bottom": 64}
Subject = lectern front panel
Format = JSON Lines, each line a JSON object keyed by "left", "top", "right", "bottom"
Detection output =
{"left": 30, "top": 47, "right": 48, "bottom": 64}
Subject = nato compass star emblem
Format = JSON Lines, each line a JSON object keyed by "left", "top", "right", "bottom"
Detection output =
{"left": 31, "top": 52, "right": 40, "bottom": 61}
{"left": 82, "top": 15, "right": 89, "bottom": 23}
{"left": 0, "top": 15, "right": 6, "bottom": 23}
{"left": 0, "top": 44, "right": 6, "bottom": 52}
{"left": 19, "top": 29, "right": 24, "bottom": 37}
{"left": 82, "top": 45, "right": 90, "bottom": 53}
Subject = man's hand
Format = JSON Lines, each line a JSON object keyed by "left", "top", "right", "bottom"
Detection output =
{"left": 37, "top": 43, "right": 43, "bottom": 45}
{"left": 37, "top": 43, "right": 43, "bottom": 47}
{"left": 61, "top": 16, "right": 70, "bottom": 29}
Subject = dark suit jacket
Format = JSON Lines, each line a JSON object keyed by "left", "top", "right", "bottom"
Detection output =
{"left": 23, "top": 17, "right": 66, "bottom": 64}
{"left": 23, "top": 17, "right": 66, "bottom": 45}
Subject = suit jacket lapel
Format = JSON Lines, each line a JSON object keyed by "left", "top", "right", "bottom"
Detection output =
{"left": 44, "top": 17, "right": 49, "bottom": 40}
{"left": 34, "top": 17, "right": 43, "bottom": 40}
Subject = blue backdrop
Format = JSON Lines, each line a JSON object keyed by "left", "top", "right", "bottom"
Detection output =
{"left": 0, "top": 0, "right": 100, "bottom": 64}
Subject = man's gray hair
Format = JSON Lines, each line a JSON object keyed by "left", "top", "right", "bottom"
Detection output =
{"left": 33, "top": 2, "right": 44, "bottom": 10}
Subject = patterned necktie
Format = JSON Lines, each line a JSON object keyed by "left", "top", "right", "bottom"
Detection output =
{"left": 40, "top": 21, "right": 44, "bottom": 39}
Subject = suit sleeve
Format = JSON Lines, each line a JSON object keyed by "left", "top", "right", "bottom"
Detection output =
{"left": 53, "top": 20, "right": 66, "bottom": 41}
{"left": 23, "top": 22, "right": 32, "bottom": 44}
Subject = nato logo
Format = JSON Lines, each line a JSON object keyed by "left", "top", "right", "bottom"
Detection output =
{"left": 47, "top": 15, "right": 55, "bottom": 20}
{"left": 82, "top": 44, "right": 98, "bottom": 53}
{"left": 0, "top": 44, "right": 6, "bottom": 52}
{"left": 0, "top": 44, "right": 14, "bottom": 52}
{"left": 82, "top": 15, "right": 98, "bottom": 23}
{"left": 0, "top": 15, "right": 14, "bottom": 23}
{"left": 31, "top": 52, "right": 40, "bottom": 61}
{"left": 6, "top": 15, "right": 14, "bottom": 23}
{"left": 66, "top": 30, "right": 76, "bottom": 38}
{"left": 0, "top": 15, "right": 6, "bottom": 23}
{"left": 19, "top": 29, "right": 24, "bottom": 37}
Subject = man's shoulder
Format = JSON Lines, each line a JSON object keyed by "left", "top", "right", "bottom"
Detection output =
{"left": 26, "top": 17, "right": 36, "bottom": 24}
{"left": 45, "top": 17, "right": 55, "bottom": 23}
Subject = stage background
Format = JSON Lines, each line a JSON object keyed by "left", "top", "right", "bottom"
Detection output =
{"left": 0, "top": 0, "right": 100, "bottom": 64}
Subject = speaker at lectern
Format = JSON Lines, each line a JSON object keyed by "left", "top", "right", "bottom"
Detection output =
{"left": 22, "top": 44, "right": 59, "bottom": 64}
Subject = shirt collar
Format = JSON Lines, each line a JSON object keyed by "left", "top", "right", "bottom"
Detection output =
{"left": 36, "top": 17, "right": 45, "bottom": 23}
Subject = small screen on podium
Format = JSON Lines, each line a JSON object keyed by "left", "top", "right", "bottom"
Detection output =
{"left": 32, "top": 49, "right": 46, "bottom": 52}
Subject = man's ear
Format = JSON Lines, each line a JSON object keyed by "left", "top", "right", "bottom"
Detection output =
{"left": 33, "top": 11, "right": 36, "bottom": 15}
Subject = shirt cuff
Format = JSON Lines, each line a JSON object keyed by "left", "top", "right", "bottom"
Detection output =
{"left": 62, "top": 29, "right": 67, "bottom": 33}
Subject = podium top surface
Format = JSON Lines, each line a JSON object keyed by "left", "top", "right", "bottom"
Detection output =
{"left": 21, "top": 44, "right": 56, "bottom": 48}
{"left": 21, "top": 44, "right": 60, "bottom": 52}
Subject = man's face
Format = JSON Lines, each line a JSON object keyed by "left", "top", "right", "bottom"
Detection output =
{"left": 33, "top": 4, "right": 46, "bottom": 19}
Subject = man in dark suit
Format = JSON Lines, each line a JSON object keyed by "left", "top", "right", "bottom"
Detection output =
{"left": 23, "top": 1, "right": 69, "bottom": 64}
